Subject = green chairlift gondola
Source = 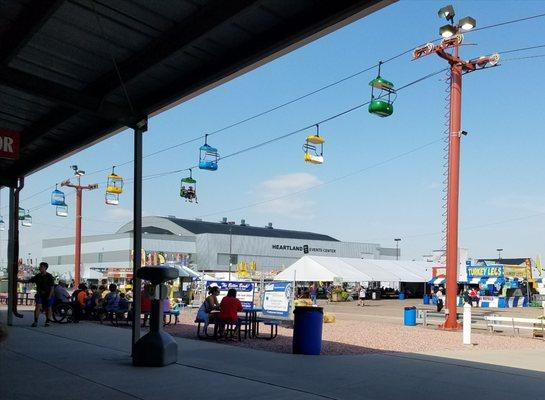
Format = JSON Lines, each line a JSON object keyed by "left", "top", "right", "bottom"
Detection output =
{"left": 369, "top": 62, "right": 396, "bottom": 117}
{"left": 180, "top": 169, "right": 197, "bottom": 203}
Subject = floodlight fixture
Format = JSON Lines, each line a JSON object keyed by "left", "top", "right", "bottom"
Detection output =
{"left": 459, "top": 16, "right": 476, "bottom": 31}
{"left": 438, "top": 5, "right": 455, "bottom": 22}
{"left": 70, "top": 164, "right": 85, "bottom": 176}
{"left": 439, "top": 24, "right": 457, "bottom": 38}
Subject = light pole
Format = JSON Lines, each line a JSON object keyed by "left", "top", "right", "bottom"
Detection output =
{"left": 496, "top": 248, "right": 503, "bottom": 260}
{"left": 61, "top": 165, "right": 98, "bottom": 286}
{"left": 413, "top": 4, "right": 498, "bottom": 330}
{"left": 394, "top": 238, "right": 401, "bottom": 260}
{"left": 228, "top": 221, "right": 235, "bottom": 281}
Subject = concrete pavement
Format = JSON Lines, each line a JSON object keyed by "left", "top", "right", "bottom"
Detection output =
{"left": 1, "top": 311, "right": 544, "bottom": 400}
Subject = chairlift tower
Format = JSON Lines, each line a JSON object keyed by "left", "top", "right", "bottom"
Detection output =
{"left": 413, "top": 5, "right": 499, "bottom": 329}
{"left": 61, "top": 165, "right": 98, "bottom": 286}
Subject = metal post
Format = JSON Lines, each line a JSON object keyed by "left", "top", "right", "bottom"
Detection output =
{"left": 131, "top": 123, "right": 144, "bottom": 350}
{"left": 74, "top": 185, "right": 82, "bottom": 286}
{"left": 394, "top": 238, "right": 401, "bottom": 260}
{"left": 463, "top": 303, "right": 471, "bottom": 345}
{"left": 228, "top": 226, "right": 232, "bottom": 281}
{"left": 7, "top": 179, "right": 24, "bottom": 325}
{"left": 444, "top": 44, "right": 462, "bottom": 330}
{"left": 7, "top": 188, "right": 16, "bottom": 326}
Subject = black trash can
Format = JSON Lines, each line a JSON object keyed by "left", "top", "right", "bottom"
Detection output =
{"left": 292, "top": 306, "right": 323, "bottom": 355}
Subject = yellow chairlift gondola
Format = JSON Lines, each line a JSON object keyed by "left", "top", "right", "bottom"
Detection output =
{"left": 105, "top": 166, "right": 123, "bottom": 205}
{"left": 303, "top": 124, "right": 325, "bottom": 164}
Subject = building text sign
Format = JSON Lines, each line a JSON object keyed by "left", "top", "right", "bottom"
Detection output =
{"left": 0, "top": 130, "right": 20, "bottom": 160}
{"left": 272, "top": 244, "right": 336, "bottom": 254}
{"left": 467, "top": 265, "right": 504, "bottom": 278}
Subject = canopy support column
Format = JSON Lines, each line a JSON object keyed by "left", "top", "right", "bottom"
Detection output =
{"left": 7, "top": 178, "right": 24, "bottom": 325}
{"left": 131, "top": 118, "right": 148, "bottom": 352}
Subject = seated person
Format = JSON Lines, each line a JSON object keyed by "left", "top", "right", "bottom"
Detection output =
{"left": 54, "top": 280, "right": 71, "bottom": 303}
{"left": 141, "top": 284, "right": 152, "bottom": 327}
{"left": 196, "top": 286, "right": 220, "bottom": 330}
{"left": 218, "top": 288, "right": 243, "bottom": 324}
{"left": 103, "top": 284, "right": 120, "bottom": 313}
{"left": 71, "top": 283, "right": 88, "bottom": 321}
{"left": 117, "top": 292, "right": 130, "bottom": 313}
{"left": 85, "top": 284, "right": 99, "bottom": 314}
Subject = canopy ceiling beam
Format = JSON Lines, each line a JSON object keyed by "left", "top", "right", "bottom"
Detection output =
{"left": 0, "top": 67, "right": 134, "bottom": 123}
{"left": 0, "top": 0, "right": 65, "bottom": 65}
{"left": 84, "top": 0, "right": 260, "bottom": 100}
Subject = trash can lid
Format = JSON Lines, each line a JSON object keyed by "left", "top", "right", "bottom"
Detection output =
{"left": 293, "top": 306, "right": 324, "bottom": 314}
{"left": 404, "top": 306, "right": 416, "bottom": 311}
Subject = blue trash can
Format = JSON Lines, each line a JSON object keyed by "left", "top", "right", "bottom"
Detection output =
{"left": 292, "top": 306, "right": 323, "bottom": 355}
{"left": 399, "top": 292, "right": 406, "bottom": 300}
{"left": 423, "top": 294, "right": 430, "bottom": 305}
{"left": 431, "top": 295, "right": 438, "bottom": 305}
{"left": 404, "top": 306, "right": 416, "bottom": 326}
{"left": 498, "top": 297, "right": 507, "bottom": 308}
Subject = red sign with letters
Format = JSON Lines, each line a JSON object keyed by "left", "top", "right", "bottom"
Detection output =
{"left": 0, "top": 130, "right": 20, "bottom": 160}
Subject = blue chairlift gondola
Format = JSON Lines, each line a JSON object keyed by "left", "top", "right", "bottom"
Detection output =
{"left": 199, "top": 135, "right": 219, "bottom": 171}
{"left": 51, "top": 185, "right": 68, "bottom": 217}
{"left": 51, "top": 185, "right": 66, "bottom": 206}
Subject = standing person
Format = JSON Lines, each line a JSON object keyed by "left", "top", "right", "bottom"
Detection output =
{"left": 310, "top": 283, "right": 318, "bottom": 305}
{"left": 469, "top": 287, "right": 480, "bottom": 307}
{"left": 358, "top": 284, "right": 366, "bottom": 307}
{"left": 18, "top": 262, "right": 54, "bottom": 327}
{"left": 436, "top": 286, "right": 445, "bottom": 312}
{"left": 326, "top": 283, "right": 332, "bottom": 302}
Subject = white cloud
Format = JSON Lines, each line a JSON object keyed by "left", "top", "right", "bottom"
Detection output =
{"left": 254, "top": 173, "right": 323, "bottom": 219}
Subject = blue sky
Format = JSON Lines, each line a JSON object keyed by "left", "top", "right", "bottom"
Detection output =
{"left": 1, "top": 0, "right": 544, "bottom": 265}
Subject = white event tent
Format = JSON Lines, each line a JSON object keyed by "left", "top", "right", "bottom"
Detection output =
{"left": 274, "top": 256, "right": 433, "bottom": 283}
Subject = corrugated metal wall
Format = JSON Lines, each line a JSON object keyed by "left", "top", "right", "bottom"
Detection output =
{"left": 195, "top": 233, "right": 381, "bottom": 271}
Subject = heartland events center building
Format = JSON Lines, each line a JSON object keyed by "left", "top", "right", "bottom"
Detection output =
{"left": 42, "top": 216, "right": 398, "bottom": 279}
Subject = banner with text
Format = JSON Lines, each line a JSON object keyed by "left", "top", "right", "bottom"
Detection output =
{"left": 206, "top": 281, "right": 254, "bottom": 309}
{"left": 263, "top": 281, "right": 292, "bottom": 318}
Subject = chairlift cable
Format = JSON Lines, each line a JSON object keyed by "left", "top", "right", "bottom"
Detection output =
{"left": 8, "top": 37, "right": 545, "bottom": 209}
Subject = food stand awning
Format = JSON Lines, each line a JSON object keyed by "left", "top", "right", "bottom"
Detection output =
{"left": 461, "top": 277, "right": 506, "bottom": 285}
{"left": 428, "top": 277, "right": 446, "bottom": 285}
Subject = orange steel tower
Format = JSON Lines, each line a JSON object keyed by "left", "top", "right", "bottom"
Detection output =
{"left": 61, "top": 166, "right": 98, "bottom": 286}
{"left": 413, "top": 5, "right": 499, "bottom": 329}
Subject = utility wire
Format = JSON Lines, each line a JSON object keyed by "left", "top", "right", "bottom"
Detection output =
{"left": 13, "top": 46, "right": 545, "bottom": 211}
{"left": 196, "top": 138, "right": 442, "bottom": 219}
{"left": 128, "top": 67, "right": 448, "bottom": 183}
{"left": 8, "top": 32, "right": 545, "bottom": 208}
{"left": 470, "top": 12, "right": 545, "bottom": 33}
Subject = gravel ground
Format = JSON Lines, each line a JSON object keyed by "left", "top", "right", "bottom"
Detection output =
{"left": 165, "top": 307, "right": 545, "bottom": 356}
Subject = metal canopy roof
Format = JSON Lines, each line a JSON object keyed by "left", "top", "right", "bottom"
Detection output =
{"left": 165, "top": 217, "right": 340, "bottom": 241}
{"left": 0, "top": 0, "right": 393, "bottom": 186}
{"left": 116, "top": 216, "right": 340, "bottom": 241}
